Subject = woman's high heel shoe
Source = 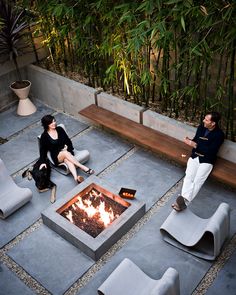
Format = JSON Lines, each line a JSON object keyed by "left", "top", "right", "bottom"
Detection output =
{"left": 84, "top": 168, "right": 95, "bottom": 175}
{"left": 77, "top": 175, "right": 84, "bottom": 183}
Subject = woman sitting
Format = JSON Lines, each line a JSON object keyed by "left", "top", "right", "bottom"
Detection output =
{"left": 39, "top": 115, "right": 94, "bottom": 183}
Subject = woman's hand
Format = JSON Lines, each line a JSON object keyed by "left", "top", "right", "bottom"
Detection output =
{"left": 39, "top": 163, "right": 47, "bottom": 170}
{"left": 63, "top": 144, "right": 68, "bottom": 151}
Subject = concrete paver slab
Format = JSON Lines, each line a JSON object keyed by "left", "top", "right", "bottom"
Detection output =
{"left": 206, "top": 248, "right": 236, "bottom": 295}
{"left": 78, "top": 183, "right": 236, "bottom": 295}
{"left": 0, "top": 263, "right": 34, "bottom": 295}
{"left": 0, "top": 101, "right": 53, "bottom": 139}
{"left": 7, "top": 225, "right": 94, "bottom": 295}
{"left": 72, "top": 128, "right": 133, "bottom": 175}
{"left": 101, "top": 149, "right": 184, "bottom": 210}
{"left": 0, "top": 125, "right": 42, "bottom": 174}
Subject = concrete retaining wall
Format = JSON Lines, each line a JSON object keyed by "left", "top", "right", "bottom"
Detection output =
{"left": 27, "top": 65, "right": 96, "bottom": 117}
{"left": 19, "top": 65, "right": 236, "bottom": 164}
{"left": 97, "top": 92, "right": 144, "bottom": 123}
{"left": 143, "top": 110, "right": 196, "bottom": 140}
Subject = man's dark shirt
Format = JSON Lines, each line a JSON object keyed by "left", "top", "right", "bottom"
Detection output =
{"left": 191, "top": 124, "right": 224, "bottom": 164}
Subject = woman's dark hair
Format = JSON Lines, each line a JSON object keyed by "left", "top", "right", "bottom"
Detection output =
{"left": 41, "top": 115, "right": 55, "bottom": 131}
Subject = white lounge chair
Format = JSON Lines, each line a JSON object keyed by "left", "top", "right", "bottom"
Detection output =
{"left": 160, "top": 202, "right": 230, "bottom": 260}
{"left": 0, "top": 158, "right": 32, "bottom": 219}
{"left": 98, "top": 258, "right": 180, "bottom": 295}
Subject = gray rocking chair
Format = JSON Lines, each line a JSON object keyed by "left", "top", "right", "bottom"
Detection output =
{"left": 0, "top": 158, "right": 32, "bottom": 219}
{"left": 160, "top": 202, "right": 230, "bottom": 260}
{"left": 98, "top": 258, "right": 180, "bottom": 295}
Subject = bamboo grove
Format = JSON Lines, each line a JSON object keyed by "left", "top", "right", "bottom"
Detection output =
{"left": 17, "top": 0, "right": 236, "bottom": 140}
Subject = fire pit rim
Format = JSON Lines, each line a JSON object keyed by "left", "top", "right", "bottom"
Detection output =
{"left": 41, "top": 176, "right": 146, "bottom": 260}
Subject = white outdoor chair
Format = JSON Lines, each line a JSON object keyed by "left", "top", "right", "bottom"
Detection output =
{"left": 38, "top": 124, "right": 90, "bottom": 175}
{"left": 160, "top": 202, "right": 230, "bottom": 260}
{"left": 0, "top": 158, "right": 32, "bottom": 219}
{"left": 97, "top": 258, "right": 180, "bottom": 295}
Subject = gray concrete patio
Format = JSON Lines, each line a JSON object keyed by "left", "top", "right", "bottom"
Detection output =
{"left": 0, "top": 101, "right": 235, "bottom": 295}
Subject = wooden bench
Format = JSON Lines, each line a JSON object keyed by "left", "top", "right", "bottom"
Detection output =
{"left": 79, "top": 104, "right": 236, "bottom": 189}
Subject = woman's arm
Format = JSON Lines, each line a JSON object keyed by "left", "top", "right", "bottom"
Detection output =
{"left": 58, "top": 126, "right": 74, "bottom": 155}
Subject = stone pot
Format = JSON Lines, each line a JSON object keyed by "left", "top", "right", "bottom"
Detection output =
{"left": 10, "top": 80, "right": 37, "bottom": 116}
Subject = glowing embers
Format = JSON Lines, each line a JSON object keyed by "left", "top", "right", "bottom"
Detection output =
{"left": 59, "top": 187, "right": 127, "bottom": 238}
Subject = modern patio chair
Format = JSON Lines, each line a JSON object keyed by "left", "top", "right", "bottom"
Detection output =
{"left": 97, "top": 258, "right": 180, "bottom": 295}
{"left": 160, "top": 202, "right": 230, "bottom": 260}
{"left": 38, "top": 123, "right": 90, "bottom": 175}
{"left": 0, "top": 158, "right": 32, "bottom": 219}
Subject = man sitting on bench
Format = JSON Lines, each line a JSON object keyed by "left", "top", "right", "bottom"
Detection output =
{"left": 172, "top": 111, "right": 224, "bottom": 211}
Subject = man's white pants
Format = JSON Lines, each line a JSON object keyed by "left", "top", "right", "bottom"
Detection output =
{"left": 181, "top": 157, "right": 213, "bottom": 203}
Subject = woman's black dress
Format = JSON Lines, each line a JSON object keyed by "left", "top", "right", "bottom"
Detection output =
{"left": 39, "top": 126, "right": 74, "bottom": 166}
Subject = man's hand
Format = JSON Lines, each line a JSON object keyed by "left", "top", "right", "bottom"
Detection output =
{"left": 39, "top": 163, "right": 47, "bottom": 170}
{"left": 184, "top": 136, "right": 197, "bottom": 148}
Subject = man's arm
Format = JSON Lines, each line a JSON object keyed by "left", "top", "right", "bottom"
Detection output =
{"left": 184, "top": 136, "right": 197, "bottom": 148}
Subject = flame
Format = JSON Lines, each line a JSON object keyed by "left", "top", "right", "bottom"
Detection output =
{"left": 64, "top": 189, "right": 117, "bottom": 228}
{"left": 71, "top": 194, "right": 115, "bottom": 227}
{"left": 98, "top": 201, "right": 114, "bottom": 227}
{"left": 66, "top": 210, "right": 74, "bottom": 223}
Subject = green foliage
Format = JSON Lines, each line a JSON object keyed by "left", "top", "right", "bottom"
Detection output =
{"left": 0, "top": 0, "right": 33, "bottom": 81}
{"left": 18, "top": 0, "right": 236, "bottom": 140}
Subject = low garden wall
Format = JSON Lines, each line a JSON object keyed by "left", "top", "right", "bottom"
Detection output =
{"left": 97, "top": 92, "right": 144, "bottom": 123}
{"left": 2, "top": 64, "right": 234, "bottom": 163}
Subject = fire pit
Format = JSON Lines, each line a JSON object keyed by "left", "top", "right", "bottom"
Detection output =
{"left": 42, "top": 177, "right": 145, "bottom": 260}
{"left": 58, "top": 183, "right": 129, "bottom": 238}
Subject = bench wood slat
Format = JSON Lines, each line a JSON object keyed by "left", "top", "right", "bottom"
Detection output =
{"left": 80, "top": 104, "right": 236, "bottom": 189}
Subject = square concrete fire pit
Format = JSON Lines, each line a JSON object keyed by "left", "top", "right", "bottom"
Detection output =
{"left": 42, "top": 176, "right": 145, "bottom": 260}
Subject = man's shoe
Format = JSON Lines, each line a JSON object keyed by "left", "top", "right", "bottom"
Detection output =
{"left": 171, "top": 195, "right": 187, "bottom": 212}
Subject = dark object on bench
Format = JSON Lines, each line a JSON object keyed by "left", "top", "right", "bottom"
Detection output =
{"left": 79, "top": 104, "right": 236, "bottom": 189}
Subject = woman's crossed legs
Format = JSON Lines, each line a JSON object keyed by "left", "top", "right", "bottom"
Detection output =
{"left": 58, "top": 150, "right": 94, "bottom": 183}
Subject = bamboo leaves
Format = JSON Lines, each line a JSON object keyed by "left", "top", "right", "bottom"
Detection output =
{"left": 18, "top": 0, "right": 236, "bottom": 140}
